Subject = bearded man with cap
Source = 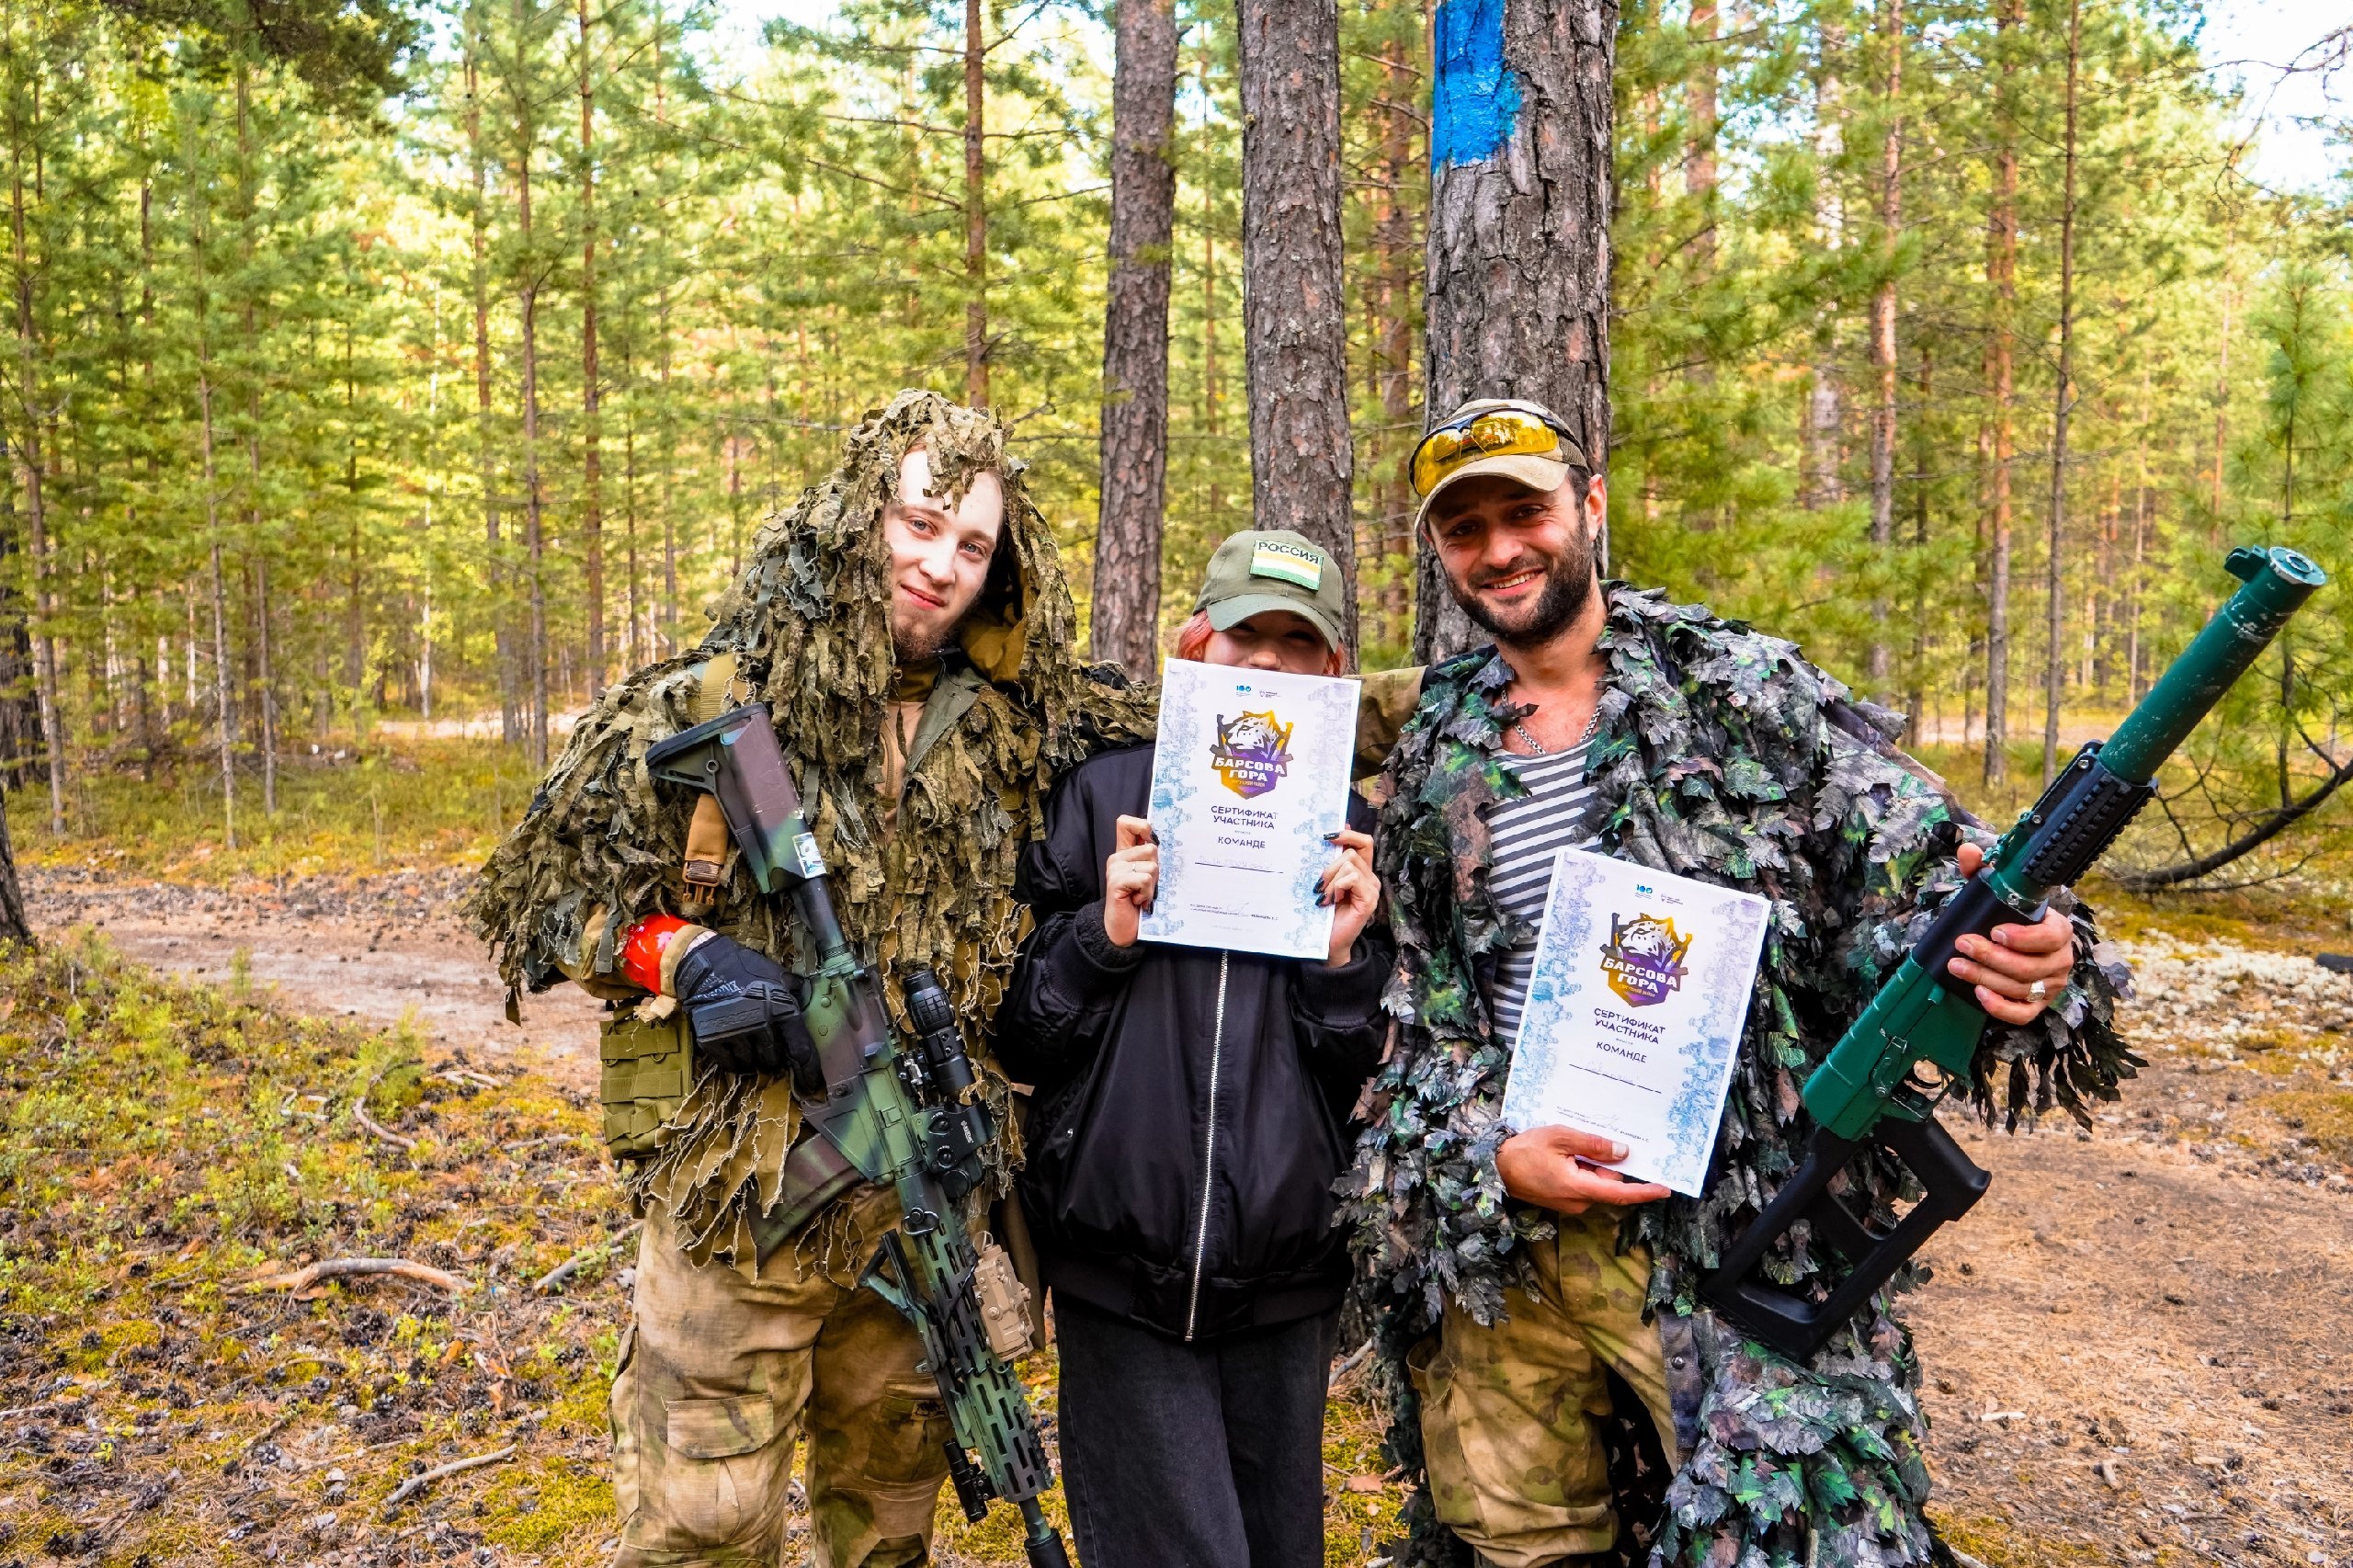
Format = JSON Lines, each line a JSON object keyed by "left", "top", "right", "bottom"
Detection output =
{"left": 1341, "top": 400, "right": 2131, "bottom": 1566}
{"left": 992, "top": 528, "right": 1394, "bottom": 1568}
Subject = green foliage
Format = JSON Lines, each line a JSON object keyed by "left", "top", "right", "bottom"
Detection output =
{"left": 0, "top": 0, "right": 2346, "bottom": 877}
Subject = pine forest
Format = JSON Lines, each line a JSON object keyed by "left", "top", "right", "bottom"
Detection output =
{"left": 3, "top": 0, "right": 2349, "bottom": 877}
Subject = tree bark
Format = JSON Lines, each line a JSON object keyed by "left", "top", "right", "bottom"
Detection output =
{"left": 963, "top": 0, "right": 988, "bottom": 406}
{"left": 1370, "top": 33, "right": 1419, "bottom": 653}
{"left": 1805, "top": 20, "right": 1844, "bottom": 512}
{"left": 1981, "top": 0, "right": 2020, "bottom": 783}
{"left": 200, "top": 374, "right": 234, "bottom": 850}
{"left": 2209, "top": 272, "right": 2232, "bottom": 545}
{"left": 1090, "top": 0, "right": 1178, "bottom": 676}
{"left": 577, "top": 0, "right": 604, "bottom": 698}
{"left": 7, "top": 108, "right": 63, "bottom": 835}
{"left": 1415, "top": 0, "right": 1614, "bottom": 662}
{"left": 256, "top": 555, "right": 276, "bottom": 814}
{"left": 0, "top": 760, "right": 30, "bottom": 942}
{"left": 1867, "top": 0, "right": 1902, "bottom": 693}
{"left": 464, "top": 23, "right": 518, "bottom": 744}
{"left": 2040, "top": 0, "right": 2080, "bottom": 787}
{"left": 1906, "top": 342, "right": 1931, "bottom": 731}
{"left": 513, "top": 0, "right": 551, "bottom": 767}
{"left": 1237, "top": 0, "right": 1357, "bottom": 656}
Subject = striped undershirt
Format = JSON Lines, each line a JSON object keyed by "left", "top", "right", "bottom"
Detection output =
{"left": 1486, "top": 740, "right": 1603, "bottom": 1041}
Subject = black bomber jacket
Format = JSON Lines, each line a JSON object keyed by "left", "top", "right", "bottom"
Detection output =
{"left": 993, "top": 742, "right": 1392, "bottom": 1343}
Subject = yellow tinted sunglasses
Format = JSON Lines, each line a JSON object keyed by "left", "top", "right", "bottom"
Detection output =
{"left": 1408, "top": 405, "right": 1585, "bottom": 497}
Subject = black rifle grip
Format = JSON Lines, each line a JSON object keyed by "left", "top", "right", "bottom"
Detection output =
{"left": 1702, "top": 1115, "right": 1989, "bottom": 1360}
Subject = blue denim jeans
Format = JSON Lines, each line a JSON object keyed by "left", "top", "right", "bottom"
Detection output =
{"left": 1054, "top": 1294, "right": 1336, "bottom": 1568}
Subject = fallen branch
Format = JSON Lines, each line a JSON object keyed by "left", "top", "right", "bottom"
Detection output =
{"left": 352, "top": 1104, "right": 416, "bottom": 1153}
{"left": 534, "top": 1221, "right": 643, "bottom": 1295}
{"left": 236, "top": 1257, "right": 468, "bottom": 1296}
{"left": 1327, "top": 1337, "right": 1376, "bottom": 1394}
{"left": 381, "top": 1444, "right": 517, "bottom": 1513}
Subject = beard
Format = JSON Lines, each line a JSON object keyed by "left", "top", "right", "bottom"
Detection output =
{"left": 1449, "top": 533, "right": 1597, "bottom": 649}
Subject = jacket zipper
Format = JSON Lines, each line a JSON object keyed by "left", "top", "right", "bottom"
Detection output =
{"left": 1183, "top": 951, "right": 1231, "bottom": 1343}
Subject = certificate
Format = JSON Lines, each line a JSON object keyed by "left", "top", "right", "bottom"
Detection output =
{"left": 1140, "top": 660, "right": 1361, "bottom": 960}
{"left": 1501, "top": 848, "right": 1772, "bottom": 1196}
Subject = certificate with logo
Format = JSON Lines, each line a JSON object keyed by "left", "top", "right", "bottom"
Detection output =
{"left": 1140, "top": 660, "right": 1362, "bottom": 960}
{"left": 1501, "top": 848, "right": 1772, "bottom": 1196}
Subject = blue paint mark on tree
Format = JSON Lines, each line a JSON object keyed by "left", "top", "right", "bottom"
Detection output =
{"left": 1431, "top": 0, "right": 1521, "bottom": 170}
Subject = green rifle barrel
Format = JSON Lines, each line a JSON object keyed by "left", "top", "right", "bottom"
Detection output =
{"left": 2093, "top": 546, "right": 2326, "bottom": 785}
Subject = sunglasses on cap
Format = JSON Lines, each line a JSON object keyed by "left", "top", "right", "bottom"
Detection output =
{"left": 1407, "top": 403, "right": 1587, "bottom": 498}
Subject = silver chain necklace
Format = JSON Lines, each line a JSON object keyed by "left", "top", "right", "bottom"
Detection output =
{"left": 1513, "top": 704, "right": 1600, "bottom": 758}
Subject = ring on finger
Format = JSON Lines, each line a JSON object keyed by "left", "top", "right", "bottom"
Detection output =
{"left": 2028, "top": 978, "right": 2048, "bottom": 1002}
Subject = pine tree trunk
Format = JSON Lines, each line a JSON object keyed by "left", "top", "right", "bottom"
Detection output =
{"left": 233, "top": 65, "right": 273, "bottom": 810}
{"left": 0, "top": 772, "right": 29, "bottom": 943}
{"left": 2209, "top": 275, "right": 2232, "bottom": 545}
{"left": 465, "top": 30, "right": 518, "bottom": 745}
{"left": 1804, "top": 21, "right": 1844, "bottom": 511}
{"left": 1416, "top": 0, "right": 1613, "bottom": 662}
{"left": 8, "top": 129, "right": 64, "bottom": 835}
{"left": 659, "top": 293, "right": 678, "bottom": 657}
{"left": 199, "top": 374, "right": 235, "bottom": 850}
{"left": 963, "top": 0, "right": 988, "bottom": 406}
{"left": 578, "top": 0, "right": 604, "bottom": 698}
{"left": 2040, "top": 0, "right": 2080, "bottom": 786}
{"left": 1981, "top": 0, "right": 2020, "bottom": 784}
{"left": 1867, "top": 0, "right": 1902, "bottom": 693}
{"left": 1090, "top": 0, "right": 1178, "bottom": 676}
{"left": 1237, "top": 0, "right": 1357, "bottom": 656}
{"left": 1685, "top": 0, "right": 1719, "bottom": 535}
{"left": 514, "top": 0, "right": 551, "bottom": 768}
{"left": 256, "top": 555, "right": 276, "bottom": 814}
{"left": 1906, "top": 343, "right": 1931, "bottom": 732}
{"left": 1371, "top": 34, "right": 1418, "bottom": 653}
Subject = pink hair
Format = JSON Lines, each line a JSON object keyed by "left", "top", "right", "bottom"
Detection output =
{"left": 1173, "top": 608, "right": 1347, "bottom": 675}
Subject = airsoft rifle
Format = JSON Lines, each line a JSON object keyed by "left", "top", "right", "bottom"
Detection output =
{"left": 644, "top": 706, "right": 1071, "bottom": 1568}
{"left": 1704, "top": 545, "right": 2328, "bottom": 1360}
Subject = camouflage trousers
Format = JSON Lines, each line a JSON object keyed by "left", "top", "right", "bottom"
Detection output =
{"left": 1409, "top": 1208, "right": 1679, "bottom": 1568}
{"left": 610, "top": 1187, "right": 952, "bottom": 1567}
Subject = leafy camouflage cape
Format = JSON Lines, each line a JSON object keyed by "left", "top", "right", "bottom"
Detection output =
{"left": 1346, "top": 585, "right": 2138, "bottom": 1567}
{"left": 468, "top": 390, "right": 1153, "bottom": 1274}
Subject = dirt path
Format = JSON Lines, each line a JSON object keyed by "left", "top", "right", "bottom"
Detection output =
{"left": 21, "top": 871, "right": 2353, "bottom": 1565}
{"left": 24, "top": 867, "right": 604, "bottom": 1091}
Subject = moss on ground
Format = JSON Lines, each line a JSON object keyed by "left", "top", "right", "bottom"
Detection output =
{"left": 0, "top": 934, "right": 631, "bottom": 1566}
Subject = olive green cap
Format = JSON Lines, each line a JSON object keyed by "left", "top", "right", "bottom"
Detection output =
{"left": 1192, "top": 529, "right": 1347, "bottom": 652}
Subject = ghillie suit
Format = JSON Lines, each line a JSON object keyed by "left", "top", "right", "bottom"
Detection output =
{"left": 1346, "top": 585, "right": 2136, "bottom": 1567}
{"left": 469, "top": 389, "right": 1153, "bottom": 1273}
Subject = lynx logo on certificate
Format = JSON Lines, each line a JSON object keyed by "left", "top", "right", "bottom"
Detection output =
{"left": 1141, "top": 660, "right": 1360, "bottom": 960}
{"left": 1600, "top": 914, "right": 1692, "bottom": 1006}
{"left": 1212, "top": 710, "right": 1294, "bottom": 800}
{"left": 1501, "top": 849, "right": 1772, "bottom": 1196}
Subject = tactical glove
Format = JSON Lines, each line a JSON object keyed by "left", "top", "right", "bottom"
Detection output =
{"left": 672, "top": 933, "right": 824, "bottom": 1096}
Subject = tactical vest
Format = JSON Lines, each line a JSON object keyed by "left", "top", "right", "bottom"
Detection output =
{"left": 597, "top": 653, "right": 745, "bottom": 1162}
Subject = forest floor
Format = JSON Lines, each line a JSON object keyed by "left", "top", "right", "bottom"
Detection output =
{"left": 4, "top": 863, "right": 2351, "bottom": 1568}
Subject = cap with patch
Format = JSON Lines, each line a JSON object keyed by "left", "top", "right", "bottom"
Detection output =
{"left": 1193, "top": 528, "right": 1347, "bottom": 653}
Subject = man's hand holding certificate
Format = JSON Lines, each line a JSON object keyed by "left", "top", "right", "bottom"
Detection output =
{"left": 1136, "top": 660, "right": 1363, "bottom": 961}
{"left": 1501, "top": 849, "right": 1772, "bottom": 1199}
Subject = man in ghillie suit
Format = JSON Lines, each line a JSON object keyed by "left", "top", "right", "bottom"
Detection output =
{"left": 1347, "top": 399, "right": 2132, "bottom": 1567}
{"left": 470, "top": 391, "right": 1148, "bottom": 1568}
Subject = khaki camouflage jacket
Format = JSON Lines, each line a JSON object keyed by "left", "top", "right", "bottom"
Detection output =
{"left": 1346, "top": 585, "right": 2137, "bottom": 1567}
{"left": 469, "top": 392, "right": 1151, "bottom": 1274}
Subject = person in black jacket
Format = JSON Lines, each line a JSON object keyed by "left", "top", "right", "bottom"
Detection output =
{"left": 995, "top": 529, "right": 1395, "bottom": 1568}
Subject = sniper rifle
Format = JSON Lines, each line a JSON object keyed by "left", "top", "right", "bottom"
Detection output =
{"left": 1703, "top": 545, "right": 2327, "bottom": 1360}
{"left": 643, "top": 705, "right": 1071, "bottom": 1568}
